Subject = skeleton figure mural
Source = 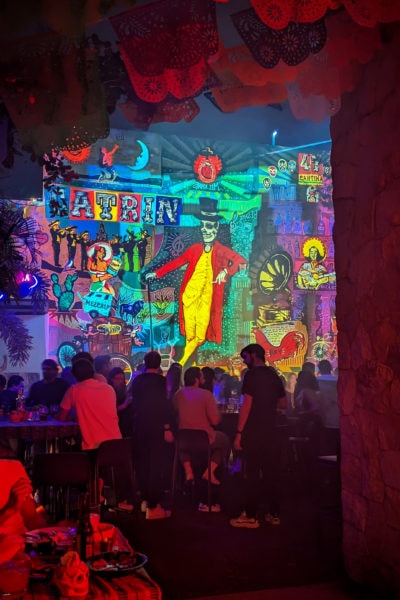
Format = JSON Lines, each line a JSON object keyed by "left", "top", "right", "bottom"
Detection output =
{"left": 146, "top": 198, "right": 247, "bottom": 366}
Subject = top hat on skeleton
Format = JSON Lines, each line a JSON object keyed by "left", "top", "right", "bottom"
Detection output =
{"left": 194, "top": 197, "right": 223, "bottom": 222}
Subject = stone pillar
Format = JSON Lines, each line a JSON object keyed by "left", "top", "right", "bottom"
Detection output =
{"left": 331, "top": 23, "right": 400, "bottom": 597}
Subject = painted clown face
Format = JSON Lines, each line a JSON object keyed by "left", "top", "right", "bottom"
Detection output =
{"left": 200, "top": 220, "right": 219, "bottom": 244}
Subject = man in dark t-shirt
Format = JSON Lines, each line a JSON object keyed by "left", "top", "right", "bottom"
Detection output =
{"left": 129, "top": 351, "right": 174, "bottom": 519}
{"left": 230, "top": 344, "right": 286, "bottom": 529}
{"left": 27, "top": 359, "right": 70, "bottom": 413}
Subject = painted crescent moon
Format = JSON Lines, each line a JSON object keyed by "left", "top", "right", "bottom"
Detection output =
{"left": 131, "top": 139, "right": 150, "bottom": 171}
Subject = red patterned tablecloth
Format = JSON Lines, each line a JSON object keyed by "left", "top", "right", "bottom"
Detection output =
{"left": 0, "top": 419, "right": 80, "bottom": 441}
{"left": 28, "top": 569, "right": 161, "bottom": 600}
{"left": 26, "top": 525, "right": 162, "bottom": 600}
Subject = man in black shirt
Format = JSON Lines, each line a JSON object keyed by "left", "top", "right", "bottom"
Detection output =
{"left": 27, "top": 359, "right": 70, "bottom": 414}
{"left": 230, "top": 344, "right": 286, "bottom": 529}
{"left": 129, "top": 351, "right": 174, "bottom": 519}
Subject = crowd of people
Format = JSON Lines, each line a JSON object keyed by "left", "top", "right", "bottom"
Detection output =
{"left": 0, "top": 346, "right": 338, "bottom": 528}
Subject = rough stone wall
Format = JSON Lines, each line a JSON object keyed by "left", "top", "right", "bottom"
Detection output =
{"left": 331, "top": 23, "right": 400, "bottom": 598}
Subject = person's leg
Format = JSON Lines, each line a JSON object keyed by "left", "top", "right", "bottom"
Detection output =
{"left": 261, "top": 438, "right": 281, "bottom": 520}
{"left": 229, "top": 450, "right": 261, "bottom": 527}
{"left": 133, "top": 446, "right": 150, "bottom": 506}
{"left": 203, "top": 431, "right": 230, "bottom": 484}
{"left": 242, "top": 450, "right": 261, "bottom": 520}
{"left": 145, "top": 439, "right": 171, "bottom": 519}
{"left": 147, "top": 438, "right": 169, "bottom": 508}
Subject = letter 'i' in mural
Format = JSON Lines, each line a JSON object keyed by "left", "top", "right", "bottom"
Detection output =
{"left": 29, "top": 130, "right": 335, "bottom": 383}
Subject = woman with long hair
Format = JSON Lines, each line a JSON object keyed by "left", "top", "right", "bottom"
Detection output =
{"left": 201, "top": 366, "right": 215, "bottom": 393}
{"left": 108, "top": 367, "right": 133, "bottom": 438}
{"left": 166, "top": 362, "right": 182, "bottom": 403}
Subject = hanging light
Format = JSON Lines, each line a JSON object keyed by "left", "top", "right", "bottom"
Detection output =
{"left": 15, "top": 271, "right": 39, "bottom": 298}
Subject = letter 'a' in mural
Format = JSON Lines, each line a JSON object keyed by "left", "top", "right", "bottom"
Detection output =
{"left": 30, "top": 129, "right": 335, "bottom": 381}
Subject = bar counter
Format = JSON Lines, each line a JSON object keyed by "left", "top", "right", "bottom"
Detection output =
{"left": 0, "top": 418, "right": 80, "bottom": 441}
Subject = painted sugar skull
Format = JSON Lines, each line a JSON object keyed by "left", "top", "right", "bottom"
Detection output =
{"left": 200, "top": 219, "right": 219, "bottom": 244}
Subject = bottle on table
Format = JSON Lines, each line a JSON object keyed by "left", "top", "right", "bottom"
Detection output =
{"left": 16, "top": 389, "right": 25, "bottom": 414}
{"left": 75, "top": 492, "right": 93, "bottom": 561}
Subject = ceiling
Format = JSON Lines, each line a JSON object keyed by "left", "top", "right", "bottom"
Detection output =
{"left": 0, "top": 0, "right": 397, "bottom": 199}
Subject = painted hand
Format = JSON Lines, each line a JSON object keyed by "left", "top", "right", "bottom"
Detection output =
{"left": 214, "top": 269, "right": 228, "bottom": 284}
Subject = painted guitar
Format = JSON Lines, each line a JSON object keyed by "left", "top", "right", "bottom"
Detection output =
{"left": 297, "top": 270, "right": 336, "bottom": 290}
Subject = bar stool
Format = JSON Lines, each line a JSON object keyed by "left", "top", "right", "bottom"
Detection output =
{"left": 171, "top": 429, "right": 212, "bottom": 512}
{"left": 32, "top": 452, "right": 91, "bottom": 521}
{"left": 95, "top": 438, "right": 135, "bottom": 511}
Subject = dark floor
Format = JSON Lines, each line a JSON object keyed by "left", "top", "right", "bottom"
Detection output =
{"left": 102, "top": 458, "right": 362, "bottom": 600}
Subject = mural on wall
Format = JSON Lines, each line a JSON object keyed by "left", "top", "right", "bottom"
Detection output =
{"left": 24, "top": 129, "right": 335, "bottom": 381}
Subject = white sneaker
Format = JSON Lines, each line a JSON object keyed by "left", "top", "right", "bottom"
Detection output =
{"left": 145, "top": 505, "right": 171, "bottom": 520}
{"left": 198, "top": 503, "right": 221, "bottom": 513}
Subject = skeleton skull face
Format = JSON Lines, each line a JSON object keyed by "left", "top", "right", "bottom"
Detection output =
{"left": 200, "top": 220, "right": 219, "bottom": 244}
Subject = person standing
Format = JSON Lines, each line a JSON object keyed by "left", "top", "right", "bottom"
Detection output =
{"left": 58, "top": 359, "right": 121, "bottom": 451}
{"left": 93, "top": 355, "right": 111, "bottom": 383}
{"left": 166, "top": 362, "right": 182, "bottom": 404}
{"left": 129, "top": 351, "right": 174, "bottom": 519}
{"left": 108, "top": 367, "right": 133, "bottom": 438}
{"left": 230, "top": 344, "right": 286, "bottom": 529}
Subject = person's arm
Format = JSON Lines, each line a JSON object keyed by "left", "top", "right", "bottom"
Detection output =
{"left": 21, "top": 495, "right": 47, "bottom": 530}
{"left": 25, "top": 383, "right": 37, "bottom": 408}
{"left": 117, "top": 395, "right": 132, "bottom": 412}
{"left": 234, "top": 393, "right": 253, "bottom": 450}
{"left": 206, "top": 393, "right": 221, "bottom": 427}
{"left": 162, "top": 399, "right": 175, "bottom": 443}
{"left": 57, "top": 387, "right": 73, "bottom": 421}
{"left": 10, "top": 469, "right": 47, "bottom": 530}
{"left": 57, "top": 407, "right": 70, "bottom": 421}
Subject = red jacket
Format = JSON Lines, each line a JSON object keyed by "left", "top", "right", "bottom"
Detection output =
{"left": 155, "top": 241, "right": 246, "bottom": 344}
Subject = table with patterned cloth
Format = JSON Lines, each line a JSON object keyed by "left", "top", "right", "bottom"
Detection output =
{"left": 28, "top": 569, "right": 162, "bottom": 599}
{"left": 26, "top": 525, "right": 162, "bottom": 600}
